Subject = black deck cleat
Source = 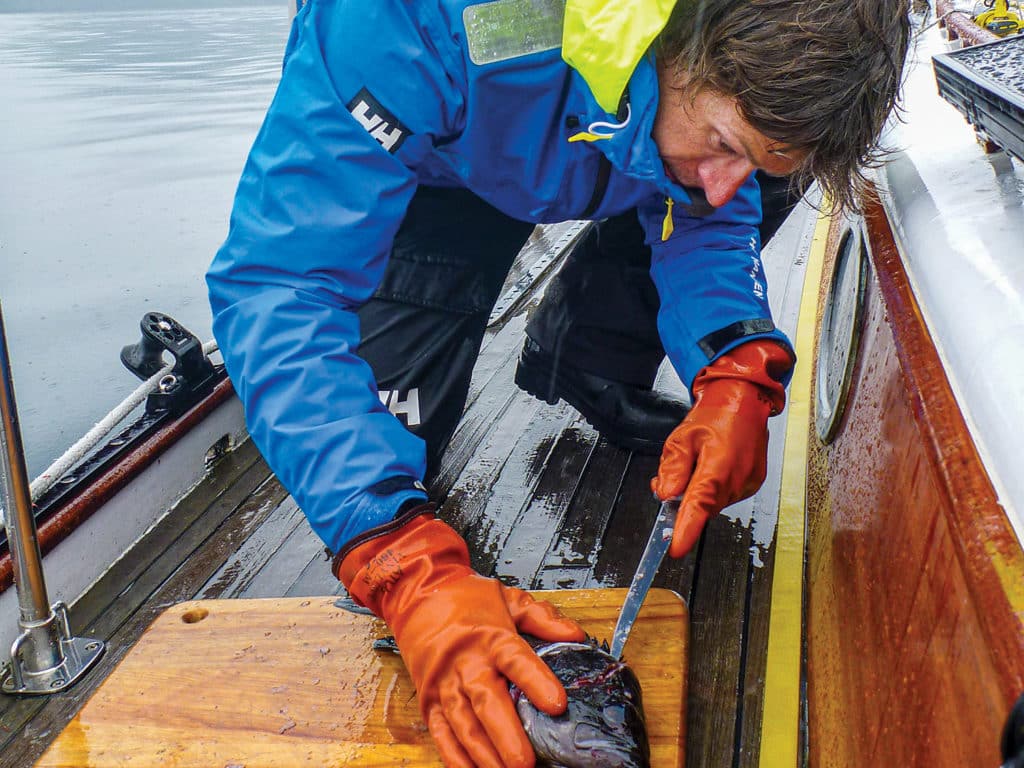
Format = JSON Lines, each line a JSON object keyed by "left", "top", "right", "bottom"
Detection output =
{"left": 120, "top": 312, "right": 217, "bottom": 414}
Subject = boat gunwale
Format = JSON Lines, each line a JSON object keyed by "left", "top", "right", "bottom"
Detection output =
{"left": 0, "top": 374, "right": 235, "bottom": 596}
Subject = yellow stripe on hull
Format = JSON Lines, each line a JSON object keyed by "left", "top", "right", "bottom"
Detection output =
{"left": 758, "top": 210, "right": 831, "bottom": 767}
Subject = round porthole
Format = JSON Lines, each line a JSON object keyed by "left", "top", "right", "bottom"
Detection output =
{"left": 815, "top": 223, "right": 868, "bottom": 443}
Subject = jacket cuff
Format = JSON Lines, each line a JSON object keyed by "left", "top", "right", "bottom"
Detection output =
{"left": 331, "top": 501, "right": 437, "bottom": 579}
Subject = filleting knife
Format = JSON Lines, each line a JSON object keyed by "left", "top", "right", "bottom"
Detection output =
{"left": 609, "top": 498, "right": 679, "bottom": 660}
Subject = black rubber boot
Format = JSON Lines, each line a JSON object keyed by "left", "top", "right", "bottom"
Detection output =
{"left": 514, "top": 338, "right": 689, "bottom": 455}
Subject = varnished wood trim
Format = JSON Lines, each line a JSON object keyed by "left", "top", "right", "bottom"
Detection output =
{"left": 864, "top": 194, "right": 1024, "bottom": 702}
{"left": 0, "top": 376, "right": 235, "bottom": 595}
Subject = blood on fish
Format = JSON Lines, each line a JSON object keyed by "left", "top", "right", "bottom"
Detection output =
{"left": 512, "top": 637, "right": 650, "bottom": 768}
{"left": 372, "top": 634, "right": 651, "bottom": 767}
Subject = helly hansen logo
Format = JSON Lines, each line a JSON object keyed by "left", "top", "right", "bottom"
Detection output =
{"left": 348, "top": 87, "right": 409, "bottom": 154}
{"left": 379, "top": 388, "right": 421, "bottom": 426}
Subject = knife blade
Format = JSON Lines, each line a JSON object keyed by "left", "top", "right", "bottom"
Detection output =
{"left": 609, "top": 498, "right": 678, "bottom": 660}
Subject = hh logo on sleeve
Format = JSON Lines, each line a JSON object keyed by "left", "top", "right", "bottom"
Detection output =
{"left": 348, "top": 87, "right": 410, "bottom": 153}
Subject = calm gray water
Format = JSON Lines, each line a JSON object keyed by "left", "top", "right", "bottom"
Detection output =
{"left": 0, "top": 4, "right": 288, "bottom": 476}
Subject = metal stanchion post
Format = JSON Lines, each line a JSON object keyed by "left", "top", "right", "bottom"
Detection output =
{"left": 0, "top": 300, "right": 104, "bottom": 695}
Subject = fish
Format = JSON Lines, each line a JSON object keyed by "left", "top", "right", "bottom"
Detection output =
{"left": 510, "top": 636, "right": 650, "bottom": 768}
{"left": 371, "top": 634, "right": 650, "bottom": 768}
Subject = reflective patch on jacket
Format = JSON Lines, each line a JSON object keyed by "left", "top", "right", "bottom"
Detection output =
{"left": 463, "top": 0, "right": 565, "bottom": 65}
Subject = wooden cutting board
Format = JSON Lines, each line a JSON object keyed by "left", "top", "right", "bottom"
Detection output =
{"left": 38, "top": 588, "right": 687, "bottom": 767}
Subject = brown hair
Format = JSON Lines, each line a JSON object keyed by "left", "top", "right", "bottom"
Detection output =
{"left": 658, "top": 0, "right": 911, "bottom": 211}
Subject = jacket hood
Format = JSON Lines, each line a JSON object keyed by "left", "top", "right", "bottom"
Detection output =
{"left": 562, "top": 0, "right": 676, "bottom": 113}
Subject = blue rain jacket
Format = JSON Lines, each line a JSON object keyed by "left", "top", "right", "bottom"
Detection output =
{"left": 207, "top": 0, "right": 792, "bottom": 553}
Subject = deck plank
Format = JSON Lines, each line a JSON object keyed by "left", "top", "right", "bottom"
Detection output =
{"left": 430, "top": 314, "right": 529, "bottom": 498}
{"left": 200, "top": 493, "right": 305, "bottom": 599}
{"left": 533, "top": 438, "right": 631, "bottom": 589}
{"left": 438, "top": 396, "right": 547, "bottom": 555}
{"left": 457, "top": 398, "right": 580, "bottom": 577}
{"left": 281, "top": 540, "right": 344, "bottom": 598}
{"left": 738, "top": 532, "right": 777, "bottom": 768}
{"left": 495, "top": 419, "right": 597, "bottom": 588}
{"left": 590, "top": 452, "right": 667, "bottom": 588}
{"left": 685, "top": 513, "right": 755, "bottom": 768}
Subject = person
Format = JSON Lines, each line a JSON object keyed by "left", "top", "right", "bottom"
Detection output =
{"left": 206, "top": 0, "right": 909, "bottom": 765}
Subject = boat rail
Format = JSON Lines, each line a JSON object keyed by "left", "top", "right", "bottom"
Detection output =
{"left": 0, "top": 303, "right": 221, "bottom": 695}
{"left": 935, "top": 0, "right": 1002, "bottom": 46}
{"left": 29, "top": 339, "right": 219, "bottom": 503}
{"left": 0, "top": 300, "right": 104, "bottom": 695}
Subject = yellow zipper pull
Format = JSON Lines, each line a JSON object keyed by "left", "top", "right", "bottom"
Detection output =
{"left": 661, "top": 197, "right": 675, "bottom": 241}
{"left": 568, "top": 131, "right": 612, "bottom": 143}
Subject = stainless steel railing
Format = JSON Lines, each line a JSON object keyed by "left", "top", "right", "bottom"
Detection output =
{"left": 0, "top": 300, "right": 104, "bottom": 695}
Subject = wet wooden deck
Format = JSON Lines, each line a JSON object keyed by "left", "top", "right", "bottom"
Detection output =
{"left": 0, "top": 221, "right": 799, "bottom": 767}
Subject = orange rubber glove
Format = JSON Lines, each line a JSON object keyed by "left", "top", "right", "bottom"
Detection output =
{"left": 335, "top": 508, "right": 586, "bottom": 768}
{"left": 651, "top": 339, "right": 794, "bottom": 559}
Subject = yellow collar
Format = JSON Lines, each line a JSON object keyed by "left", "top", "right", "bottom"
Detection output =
{"left": 561, "top": 0, "right": 676, "bottom": 113}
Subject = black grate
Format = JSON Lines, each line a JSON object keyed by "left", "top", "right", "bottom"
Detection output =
{"left": 933, "top": 35, "right": 1024, "bottom": 163}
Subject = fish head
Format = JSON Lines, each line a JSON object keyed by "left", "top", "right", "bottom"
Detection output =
{"left": 512, "top": 640, "right": 650, "bottom": 768}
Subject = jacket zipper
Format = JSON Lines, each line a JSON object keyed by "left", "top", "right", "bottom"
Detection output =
{"left": 576, "top": 91, "right": 630, "bottom": 220}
